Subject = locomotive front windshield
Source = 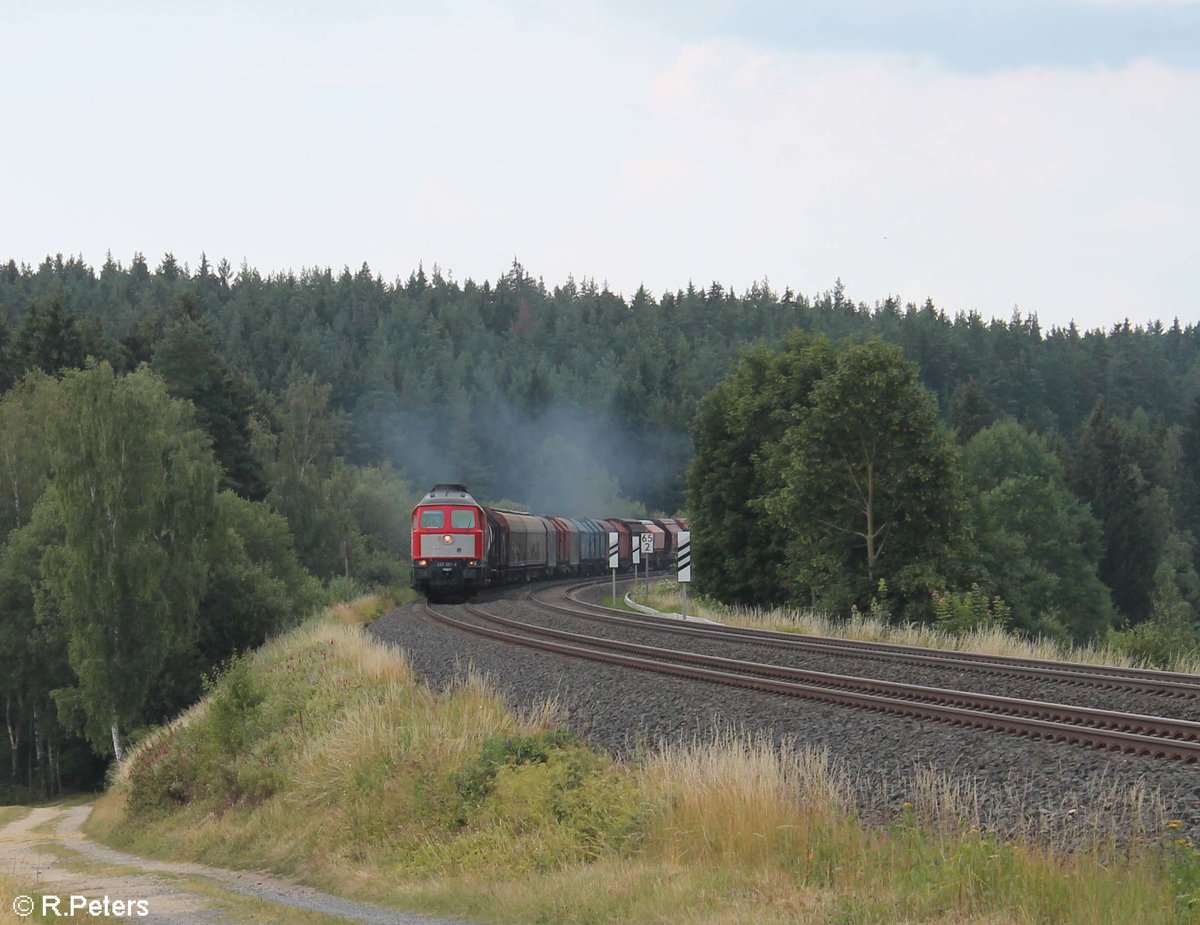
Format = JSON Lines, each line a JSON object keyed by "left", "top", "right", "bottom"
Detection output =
{"left": 451, "top": 509, "right": 475, "bottom": 528}
{"left": 420, "top": 509, "right": 445, "bottom": 529}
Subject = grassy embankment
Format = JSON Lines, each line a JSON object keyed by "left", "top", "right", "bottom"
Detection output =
{"left": 85, "top": 594, "right": 1200, "bottom": 924}
{"left": 630, "top": 579, "right": 1200, "bottom": 673}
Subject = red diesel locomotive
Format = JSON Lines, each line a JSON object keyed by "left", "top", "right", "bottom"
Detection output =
{"left": 410, "top": 484, "right": 686, "bottom": 601}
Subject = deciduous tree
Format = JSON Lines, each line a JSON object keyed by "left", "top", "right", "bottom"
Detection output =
{"left": 765, "top": 340, "right": 969, "bottom": 618}
{"left": 0, "top": 372, "right": 54, "bottom": 539}
{"left": 255, "top": 373, "right": 354, "bottom": 577}
{"left": 963, "top": 420, "right": 1115, "bottom": 639}
{"left": 686, "top": 333, "right": 836, "bottom": 606}
{"left": 39, "top": 363, "right": 219, "bottom": 760}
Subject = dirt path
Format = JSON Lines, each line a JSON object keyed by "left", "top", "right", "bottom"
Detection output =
{"left": 0, "top": 806, "right": 473, "bottom": 925}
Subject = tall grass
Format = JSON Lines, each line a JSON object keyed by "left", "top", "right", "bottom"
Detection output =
{"left": 641, "top": 730, "right": 1195, "bottom": 922}
{"left": 633, "top": 580, "right": 1200, "bottom": 674}
{"left": 88, "top": 598, "right": 1200, "bottom": 924}
{"left": 642, "top": 731, "right": 850, "bottom": 866}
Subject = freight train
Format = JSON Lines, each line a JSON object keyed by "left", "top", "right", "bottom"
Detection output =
{"left": 411, "top": 484, "right": 687, "bottom": 601}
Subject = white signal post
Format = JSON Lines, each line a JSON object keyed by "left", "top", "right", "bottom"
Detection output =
{"left": 608, "top": 531, "right": 619, "bottom": 607}
{"left": 677, "top": 530, "right": 691, "bottom": 618}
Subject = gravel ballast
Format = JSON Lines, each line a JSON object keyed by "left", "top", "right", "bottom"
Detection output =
{"left": 571, "top": 583, "right": 1200, "bottom": 722}
{"left": 369, "top": 592, "right": 1200, "bottom": 844}
{"left": 513, "top": 585, "right": 1200, "bottom": 723}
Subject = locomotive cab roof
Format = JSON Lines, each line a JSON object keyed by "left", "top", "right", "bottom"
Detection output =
{"left": 419, "top": 484, "right": 480, "bottom": 505}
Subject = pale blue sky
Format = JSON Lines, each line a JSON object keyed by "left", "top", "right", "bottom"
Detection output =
{"left": 613, "top": 0, "right": 1200, "bottom": 71}
{"left": 1, "top": 1, "right": 1196, "bottom": 329}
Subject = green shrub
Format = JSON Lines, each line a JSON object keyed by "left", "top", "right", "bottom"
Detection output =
{"left": 454, "top": 730, "right": 580, "bottom": 809}
{"left": 204, "top": 654, "right": 266, "bottom": 755}
{"left": 125, "top": 653, "right": 277, "bottom": 815}
{"left": 931, "top": 584, "right": 1011, "bottom": 634}
{"left": 125, "top": 733, "right": 202, "bottom": 817}
{"left": 1106, "top": 579, "right": 1199, "bottom": 669}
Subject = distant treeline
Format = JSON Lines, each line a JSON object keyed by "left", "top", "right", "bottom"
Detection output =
{"left": 3, "top": 255, "right": 1196, "bottom": 513}
{"left": 1, "top": 252, "right": 1198, "bottom": 794}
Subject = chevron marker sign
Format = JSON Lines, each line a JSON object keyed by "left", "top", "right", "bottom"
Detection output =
{"left": 677, "top": 531, "right": 691, "bottom": 583}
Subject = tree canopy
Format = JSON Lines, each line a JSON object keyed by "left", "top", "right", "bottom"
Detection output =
{"left": 762, "top": 340, "right": 969, "bottom": 619}
{"left": 963, "top": 420, "right": 1114, "bottom": 639}
{"left": 687, "top": 333, "right": 835, "bottom": 606}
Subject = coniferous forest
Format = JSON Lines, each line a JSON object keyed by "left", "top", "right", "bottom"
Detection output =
{"left": 2, "top": 251, "right": 1200, "bottom": 794}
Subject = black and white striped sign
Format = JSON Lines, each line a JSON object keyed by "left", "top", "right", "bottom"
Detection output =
{"left": 632, "top": 540, "right": 640, "bottom": 565}
{"left": 608, "top": 531, "right": 619, "bottom": 569}
{"left": 677, "top": 530, "right": 691, "bottom": 582}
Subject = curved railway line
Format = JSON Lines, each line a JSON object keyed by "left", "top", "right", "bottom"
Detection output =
{"left": 533, "top": 581, "right": 1200, "bottom": 698}
{"left": 418, "top": 580, "right": 1200, "bottom": 762}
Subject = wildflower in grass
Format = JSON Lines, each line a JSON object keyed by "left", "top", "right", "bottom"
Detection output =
{"left": 1168, "top": 820, "right": 1182, "bottom": 830}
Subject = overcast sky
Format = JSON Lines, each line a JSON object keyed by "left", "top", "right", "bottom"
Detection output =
{"left": 1, "top": 1, "right": 1196, "bottom": 330}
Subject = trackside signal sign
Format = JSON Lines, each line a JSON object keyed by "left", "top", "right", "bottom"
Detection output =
{"left": 677, "top": 531, "right": 691, "bottom": 582}
{"left": 608, "top": 532, "right": 619, "bottom": 569}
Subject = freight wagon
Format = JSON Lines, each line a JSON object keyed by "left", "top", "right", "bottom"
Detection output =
{"left": 411, "top": 484, "right": 686, "bottom": 601}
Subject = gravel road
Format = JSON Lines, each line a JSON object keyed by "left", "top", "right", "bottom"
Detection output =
{"left": 0, "top": 805, "right": 475, "bottom": 925}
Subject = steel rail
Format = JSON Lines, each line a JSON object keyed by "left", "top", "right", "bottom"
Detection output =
{"left": 419, "top": 601, "right": 1200, "bottom": 761}
{"left": 526, "top": 581, "right": 1200, "bottom": 697}
{"left": 462, "top": 603, "right": 1200, "bottom": 742}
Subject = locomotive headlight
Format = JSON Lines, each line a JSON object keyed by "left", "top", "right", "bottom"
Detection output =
{"left": 417, "top": 559, "right": 427, "bottom": 567}
{"left": 442, "top": 534, "right": 453, "bottom": 544}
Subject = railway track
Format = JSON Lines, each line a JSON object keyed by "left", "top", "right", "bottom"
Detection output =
{"left": 528, "top": 580, "right": 1200, "bottom": 698}
{"left": 419, "top": 596, "right": 1200, "bottom": 762}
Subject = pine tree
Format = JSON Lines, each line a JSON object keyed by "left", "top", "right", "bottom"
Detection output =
{"left": 1180, "top": 398, "right": 1200, "bottom": 554}
{"left": 16, "top": 294, "right": 88, "bottom": 374}
{"left": 949, "top": 379, "right": 994, "bottom": 443}
{"left": 152, "top": 316, "right": 267, "bottom": 499}
{"left": 0, "top": 314, "right": 14, "bottom": 393}
{"left": 1071, "top": 406, "right": 1167, "bottom": 622}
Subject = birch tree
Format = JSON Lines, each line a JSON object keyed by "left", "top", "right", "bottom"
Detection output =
{"left": 39, "top": 362, "right": 218, "bottom": 760}
{"left": 0, "top": 371, "right": 54, "bottom": 539}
